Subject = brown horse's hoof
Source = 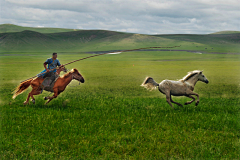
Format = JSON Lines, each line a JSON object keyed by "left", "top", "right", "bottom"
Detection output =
{"left": 23, "top": 101, "right": 28, "bottom": 105}
{"left": 44, "top": 97, "right": 48, "bottom": 100}
{"left": 32, "top": 99, "right": 35, "bottom": 104}
{"left": 195, "top": 101, "right": 199, "bottom": 106}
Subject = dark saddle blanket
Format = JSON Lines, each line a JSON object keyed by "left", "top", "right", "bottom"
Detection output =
{"left": 41, "top": 72, "right": 59, "bottom": 92}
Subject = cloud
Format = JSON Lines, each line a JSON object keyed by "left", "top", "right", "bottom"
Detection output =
{"left": 0, "top": 0, "right": 240, "bottom": 34}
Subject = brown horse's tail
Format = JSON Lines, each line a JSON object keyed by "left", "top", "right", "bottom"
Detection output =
{"left": 12, "top": 79, "right": 33, "bottom": 99}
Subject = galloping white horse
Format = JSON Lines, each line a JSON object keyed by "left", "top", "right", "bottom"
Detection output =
{"left": 141, "top": 70, "right": 209, "bottom": 109}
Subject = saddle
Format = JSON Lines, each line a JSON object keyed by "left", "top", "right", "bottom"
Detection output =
{"left": 41, "top": 72, "right": 59, "bottom": 92}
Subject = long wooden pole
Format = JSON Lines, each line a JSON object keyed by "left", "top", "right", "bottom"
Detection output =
{"left": 20, "top": 46, "right": 180, "bottom": 83}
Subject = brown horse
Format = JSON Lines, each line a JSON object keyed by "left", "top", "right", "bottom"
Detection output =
{"left": 12, "top": 68, "right": 84, "bottom": 105}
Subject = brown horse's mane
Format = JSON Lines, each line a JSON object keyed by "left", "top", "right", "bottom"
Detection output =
{"left": 60, "top": 68, "right": 78, "bottom": 78}
{"left": 180, "top": 70, "right": 200, "bottom": 82}
{"left": 61, "top": 71, "right": 71, "bottom": 78}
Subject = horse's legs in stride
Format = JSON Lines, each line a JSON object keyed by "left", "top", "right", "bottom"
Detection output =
{"left": 23, "top": 92, "right": 31, "bottom": 105}
{"left": 184, "top": 95, "right": 195, "bottom": 105}
{"left": 45, "top": 90, "right": 59, "bottom": 105}
{"left": 23, "top": 88, "right": 41, "bottom": 105}
{"left": 186, "top": 91, "right": 199, "bottom": 106}
{"left": 30, "top": 88, "right": 42, "bottom": 104}
{"left": 170, "top": 96, "right": 183, "bottom": 107}
{"left": 165, "top": 92, "right": 175, "bottom": 109}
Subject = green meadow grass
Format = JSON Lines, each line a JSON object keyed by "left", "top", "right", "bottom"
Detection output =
{"left": 0, "top": 51, "right": 240, "bottom": 159}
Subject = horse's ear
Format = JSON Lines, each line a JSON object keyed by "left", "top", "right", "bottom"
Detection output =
{"left": 200, "top": 70, "right": 203, "bottom": 74}
{"left": 73, "top": 68, "right": 78, "bottom": 72}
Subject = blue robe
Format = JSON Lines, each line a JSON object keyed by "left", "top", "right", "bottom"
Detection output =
{"left": 38, "top": 58, "right": 61, "bottom": 77}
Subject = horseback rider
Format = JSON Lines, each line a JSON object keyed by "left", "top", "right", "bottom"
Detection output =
{"left": 39, "top": 53, "right": 62, "bottom": 89}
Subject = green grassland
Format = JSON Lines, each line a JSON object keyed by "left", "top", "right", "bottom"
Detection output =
{"left": 0, "top": 24, "right": 240, "bottom": 159}
{"left": 1, "top": 51, "right": 240, "bottom": 159}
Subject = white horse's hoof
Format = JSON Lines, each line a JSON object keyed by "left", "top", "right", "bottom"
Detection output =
{"left": 44, "top": 97, "right": 48, "bottom": 100}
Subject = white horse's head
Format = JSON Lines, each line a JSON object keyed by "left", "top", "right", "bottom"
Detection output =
{"left": 197, "top": 71, "right": 209, "bottom": 84}
{"left": 181, "top": 70, "right": 209, "bottom": 84}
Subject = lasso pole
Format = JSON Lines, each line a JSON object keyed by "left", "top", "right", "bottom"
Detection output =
{"left": 20, "top": 46, "right": 180, "bottom": 83}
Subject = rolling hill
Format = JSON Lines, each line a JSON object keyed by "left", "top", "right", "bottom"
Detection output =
{"left": 0, "top": 24, "right": 239, "bottom": 53}
{"left": 0, "top": 24, "right": 79, "bottom": 33}
{"left": 211, "top": 31, "right": 240, "bottom": 34}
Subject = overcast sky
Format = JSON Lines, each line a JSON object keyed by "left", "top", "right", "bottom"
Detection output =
{"left": 0, "top": 0, "right": 240, "bottom": 34}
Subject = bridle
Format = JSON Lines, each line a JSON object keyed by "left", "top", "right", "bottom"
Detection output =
{"left": 70, "top": 72, "right": 82, "bottom": 87}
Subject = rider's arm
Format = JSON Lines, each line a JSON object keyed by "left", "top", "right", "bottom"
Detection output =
{"left": 57, "top": 59, "right": 61, "bottom": 67}
{"left": 43, "top": 62, "right": 50, "bottom": 72}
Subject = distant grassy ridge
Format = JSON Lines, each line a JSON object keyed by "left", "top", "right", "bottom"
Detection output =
{"left": 0, "top": 24, "right": 80, "bottom": 33}
{"left": 0, "top": 24, "right": 240, "bottom": 53}
{"left": 211, "top": 31, "right": 240, "bottom": 34}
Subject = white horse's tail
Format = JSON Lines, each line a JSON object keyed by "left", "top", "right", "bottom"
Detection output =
{"left": 141, "top": 77, "right": 159, "bottom": 90}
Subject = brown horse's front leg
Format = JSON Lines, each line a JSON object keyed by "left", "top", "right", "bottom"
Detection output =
{"left": 45, "top": 89, "right": 59, "bottom": 105}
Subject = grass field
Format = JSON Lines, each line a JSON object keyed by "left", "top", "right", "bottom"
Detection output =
{"left": 0, "top": 50, "right": 239, "bottom": 159}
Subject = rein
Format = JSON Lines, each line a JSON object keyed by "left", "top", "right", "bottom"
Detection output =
{"left": 20, "top": 45, "right": 180, "bottom": 83}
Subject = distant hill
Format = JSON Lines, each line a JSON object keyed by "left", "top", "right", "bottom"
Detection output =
{"left": 211, "top": 31, "right": 240, "bottom": 34}
{"left": 0, "top": 24, "right": 239, "bottom": 53}
{"left": 0, "top": 24, "right": 80, "bottom": 33}
{"left": 154, "top": 33, "right": 240, "bottom": 45}
{"left": 0, "top": 29, "right": 143, "bottom": 52}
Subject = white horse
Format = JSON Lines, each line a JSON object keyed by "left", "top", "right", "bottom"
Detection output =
{"left": 141, "top": 70, "right": 209, "bottom": 109}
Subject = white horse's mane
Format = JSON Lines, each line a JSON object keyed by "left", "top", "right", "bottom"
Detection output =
{"left": 180, "top": 70, "right": 201, "bottom": 82}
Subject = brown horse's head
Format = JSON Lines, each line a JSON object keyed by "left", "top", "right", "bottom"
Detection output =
{"left": 71, "top": 68, "right": 84, "bottom": 83}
